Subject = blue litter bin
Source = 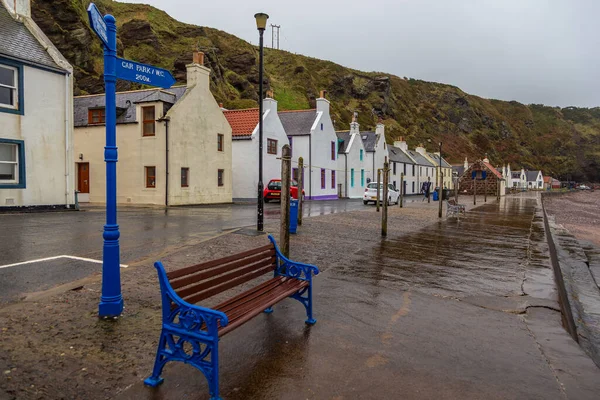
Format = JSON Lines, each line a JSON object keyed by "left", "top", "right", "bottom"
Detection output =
{"left": 289, "top": 199, "right": 299, "bottom": 234}
{"left": 432, "top": 189, "right": 439, "bottom": 201}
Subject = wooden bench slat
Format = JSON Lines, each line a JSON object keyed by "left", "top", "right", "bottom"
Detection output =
{"left": 183, "top": 263, "right": 276, "bottom": 305}
{"left": 177, "top": 256, "right": 275, "bottom": 300}
{"left": 170, "top": 250, "right": 276, "bottom": 290}
{"left": 215, "top": 277, "right": 285, "bottom": 314}
{"left": 218, "top": 280, "right": 308, "bottom": 336}
{"left": 166, "top": 244, "right": 274, "bottom": 280}
{"left": 222, "top": 279, "right": 306, "bottom": 323}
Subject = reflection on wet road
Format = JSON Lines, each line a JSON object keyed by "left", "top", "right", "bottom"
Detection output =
{"left": 336, "top": 195, "right": 540, "bottom": 297}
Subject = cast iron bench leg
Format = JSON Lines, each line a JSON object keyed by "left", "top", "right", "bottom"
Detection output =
{"left": 291, "top": 284, "right": 316, "bottom": 325}
{"left": 144, "top": 332, "right": 168, "bottom": 387}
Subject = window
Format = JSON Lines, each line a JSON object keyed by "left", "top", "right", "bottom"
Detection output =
{"left": 288, "top": 136, "right": 292, "bottom": 155}
{"left": 267, "top": 139, "right": 277, "bottom": 155}
{"left": 218, "top": 169, "right": 224, "bottom": 187}
{"left": 88, "top": 108, "right": 105, "bottom": 125}
{"left": 292, "top": 168, "right": 298, "bottom": 182}
{"left": 0, "top": 140, "right": 25, "bottom": 188}
{"left": 320, "top": 123, "right": 324, "bottom": 131}
{"left": 359, "top": 149, "right": 363, "bottom": 161}
{"left": 142, "top": 106, "right": 155, "bottom": 136}
{"left": 393, "top": 180, "right": 397, "bottom": 189}
{"left": 145, "top": 166, "right": 156, "bottom": 188}
{"left": 361, "top": 169, "right": 364, "bottom": 186}
{"left": 181, "top": 168, "right": 189, "bottom": 187}
{"left": 321, "top": 169, "right": 326, "bottom": 189}
{"left": 412, "top": 165, "right": 415, "bottom": 176}
{"left": 0, "top": 64, "right": 19, "bottom": 110}
{"left": 217, "top": 134, "right": 224, "bottom": 152}
{"left": 404, "top": 164, "right": 407, "bottom": 175}
{"left": 331, "top": 170, "right": 336, "bottom": 188}
{"left": 351, "top": 168, "right": 355, "bottom": 187}
{"left": 393, "top": 162, "right": 397, "bottom": 175}
{"left": 412, "top": 182, "right": 415, "bottom": 193}
{"left": 331, "top": 141, "right": 336, "bottom": 160}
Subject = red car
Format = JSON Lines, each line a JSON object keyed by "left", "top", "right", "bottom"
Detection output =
{"left": 263, "top": 179, "right": 305, "bottom": 202}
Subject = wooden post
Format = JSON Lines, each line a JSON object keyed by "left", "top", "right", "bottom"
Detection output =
{"left": 484, "top": 177, "right": 487, "bottom": 203}
{"left": 376, "top": 169, "right": 381, "bottom": 212}
{"left": 497, "top": 179, "right": 501, "bottom": 201}
{"left": 455, "top": 176, "right": 459, "bottom": 204}
{"left": 280, "top": 145, "right": 291, "bottom": 257}
{"left": 438, "top": 171, "right": 443, "bottom": 218}
{"left": 427, "top": 177, "right": 431, "bottom": 203}
{"left": 399, "top": 172, "right": 404, "bottom": 208}
{"left": 297, "top": 157, "right": 304, "bottom": 226}
{"left": 473, "top": 177, "right": 477, "bottom": 205}
{"left": 382, "top": 160, "right": 389, "bottom": 237}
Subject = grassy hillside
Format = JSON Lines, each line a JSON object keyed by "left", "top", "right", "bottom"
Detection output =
{"left": 32, "top": 0, "right": 599, "bottom": 181}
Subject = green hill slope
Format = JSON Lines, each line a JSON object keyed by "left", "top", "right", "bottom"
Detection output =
{"left": 32, "top": 0, "right": 599, "bottom": 181}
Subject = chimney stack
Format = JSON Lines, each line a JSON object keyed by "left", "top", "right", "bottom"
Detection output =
{"left": 319, "top": 90, "right": 327, "bottom": 99}
{"left": 316, "top": 89, "right": 330, "bottom": 114}
{"left": 393, "top": 136, "right": 408, "bottom": 151}
{"left": 350, "top": 112, "right": 360, "bottom": 135}
{"left": 464, "top": 157, "right": 468, "bottom": 169}
{"left": 192, "top": 51, "right": 204, "bottom": 65}
{"left": 415, "top": 144, "right": 426, "bottom": 155}
{"left": 266, "top": 90, "right": 274, "bottom": 99}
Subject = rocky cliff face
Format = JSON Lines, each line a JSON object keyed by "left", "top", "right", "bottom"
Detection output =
{"left": 31, "top": 0, "right": 600, "bottom": 181}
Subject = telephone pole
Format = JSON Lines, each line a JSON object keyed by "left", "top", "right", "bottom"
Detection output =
{"left": 270, "top": 24, "right": 281, "bottom": 49}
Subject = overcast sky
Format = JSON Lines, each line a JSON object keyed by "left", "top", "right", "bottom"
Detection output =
{"left": 127, "top": 0, "right": 600, "bottom": 108}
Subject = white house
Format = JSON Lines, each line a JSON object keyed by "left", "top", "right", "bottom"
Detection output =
{"left": 526, "top": 170, "right": 544, "bottom": 189}
{"left": 388, "top": 139, "right": 418, "bottom": 195}
{"left": 74, "top": 52, "right": 233, "bottom": 206}
{"left": 225, "top": 92, "right": 289, "bottom": 201}
{"left": 0, "top": 0, "right": 75, "bottom": 209}
{"left": 279, "top": 90, "right": 338, "bottom": 200}
{"left": 336, "top": 114, "right": 368, "bottom": 198}
{"left": 362, "top": 123, "right": 389, "bottom": 183}
{"left": 406, "top": 148, "right": 436, "bottom": 194}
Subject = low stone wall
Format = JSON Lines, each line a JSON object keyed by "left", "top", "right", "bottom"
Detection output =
{"left": 542, "top": 193, "right": 600, "bottom": 368}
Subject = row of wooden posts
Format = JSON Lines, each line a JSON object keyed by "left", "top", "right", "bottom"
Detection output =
{"left": 278, "top": 146, "right": 503, "bottom": 254}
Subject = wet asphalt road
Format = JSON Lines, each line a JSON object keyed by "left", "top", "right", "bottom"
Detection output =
{"left": 0, "top": 199, "right": 365, "bottom": 302}
{"left": 120, "top": 192, "right": 600, "bottom": 399}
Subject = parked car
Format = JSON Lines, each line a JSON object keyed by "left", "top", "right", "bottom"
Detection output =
{"left": 263, "top": 179, "right": 305, "bottom": 202}
{"left": 363, "top": 182, "right": 400, "bottom": 205}
{"left": 578, "top": 184, "right": 591, "bottom": 190}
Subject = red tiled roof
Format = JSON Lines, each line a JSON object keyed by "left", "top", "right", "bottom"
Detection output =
{"left": 543, "top": 176, "right": 551, "bottom": 183}
{"left": 483, "top": 162, "right": 503, "bottom": 178}
{"left": 223, "top": 108, "right": 259, "bottom": 137}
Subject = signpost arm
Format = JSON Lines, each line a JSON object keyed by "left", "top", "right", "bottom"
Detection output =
{"left": 99, "top": 14, "right": 123, "bottom": 318}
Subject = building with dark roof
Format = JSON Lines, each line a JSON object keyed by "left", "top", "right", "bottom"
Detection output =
{"left": 73, "top": 52, "right": 233, "bottom": 205}
{"left": 1, "top": 1, "right": 75, "bottom": 209}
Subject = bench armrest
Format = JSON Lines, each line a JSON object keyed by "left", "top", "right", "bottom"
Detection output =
{"left": 268, "top": 235, "right": 320, "bottom": 281}
{"left": 154, "top": 261, "right": 229, "bottom": 337}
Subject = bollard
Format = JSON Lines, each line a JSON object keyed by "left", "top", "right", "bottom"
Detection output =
{"left": 376, "top": 169, "right": 381, "bottom": 212}
{"left": 298, "top": 157, "right": 304, "bottom": 226}
{"left": 438, "top": 171, "right": 443, "bottom": 218}
{"left": 473, "top": 177, "right": 477, "bottom": 205}
{"left": 484, "top": 178, "right": 487, "bottom": 203}
{"left": 280, "top": 145, "right": 291, "bottom": 257}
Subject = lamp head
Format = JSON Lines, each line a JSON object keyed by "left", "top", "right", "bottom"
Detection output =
{"left": 254, "top": 13, "right": 269, "bottom": 30}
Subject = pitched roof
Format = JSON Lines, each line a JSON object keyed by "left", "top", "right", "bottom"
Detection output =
{"left": 0, "top": 4, "right": 63, "bottom": 71}
{"left": 526, "top": 170, "right": 541, "bottom": 181}
{"left": 543, "top": 176, "right": 552, "bottom": 183}
{"left": 388, "top": 146, "right": 415, "bottom": 164}
{"left": 406, "top": 150, "right": 434, "bottom": 167}
{"left": 429, "top": 153, "right": 452, "bottom": 168}
{"left": 483, "top": 162, "right": 503, "bottom": 178}
{"left": 73, "top": 86, "right": 187, "bottom": 127}
{"left": 336, "top": 131, "right": 350, "bottom": 153}
{"left": 278, "top": 109, "right": 316, "bottom": 136}
{"left": 453, "top": 165, "right": 466, "bottom": 176}
{"left": 222, "top": 108, "right": 260, "bottom": 139}
{"left": 361, "top": 131, "right": 377, "bottom": 152}
{"left": 511, "top": 172, "right": 521, "bottom": 179}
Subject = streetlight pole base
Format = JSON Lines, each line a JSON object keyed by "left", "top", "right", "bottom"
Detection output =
{"left": 99, "top": 295, "right": 123, "bottom": 317}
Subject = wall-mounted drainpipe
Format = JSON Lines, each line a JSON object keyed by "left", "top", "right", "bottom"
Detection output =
{"left": 308, "top": 134, "right": 312, "bottom": 199}
{"left": 161, "top": 117, "right": 170, "bottom": 206}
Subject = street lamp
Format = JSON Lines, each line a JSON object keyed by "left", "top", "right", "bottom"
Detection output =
{"left": 255, "top": 12, "right": 269, "bottom": 231}
{"left": 438, "top": 141, "right": 443, "bottom": 218}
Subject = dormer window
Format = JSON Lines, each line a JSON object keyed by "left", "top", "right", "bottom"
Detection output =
{"left": 88, "top": 108, "right": 105, "bottom": 125}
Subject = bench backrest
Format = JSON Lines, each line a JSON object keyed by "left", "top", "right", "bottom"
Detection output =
{"left": 166, "top": 244, "right": 277, "bottom": 305}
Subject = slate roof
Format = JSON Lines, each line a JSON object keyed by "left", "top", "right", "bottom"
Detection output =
{"left": 0, "top": 4, "right": 63, "bottom": 71}
{"left": 453, "top": 165, "right": 466, "bottom": 177}
{"left": 336, "top": 131, "right": 350, "bottom": 153}
{"left": 73, "top": 86, "right": 187, "bottom": 127}
{"left": 511, "top": 172, "right": 521, "bottom": 179}
{"left": 388, "top": 146, "right": 415, "bottom": 164}
{"left": 361, "top": 131, "right": 377, "bottom": 152}
{"left": 222, "top": 108, "right": 260, "bottom": 139}
{"left": 278, "top": 109, "right": 316, "bottom": 136}
{"left": 406, "top": 150, "right": 434, "bottom": 167}
{"left": 429, "top": 153, "right": 452, "bottom": 168}
{"left": 526, "top": 170, "right": 541, "bottom": 181}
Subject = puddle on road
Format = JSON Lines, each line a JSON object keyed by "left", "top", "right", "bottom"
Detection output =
{"left": 334, "top": 196, "right": 541, "bottom": 298}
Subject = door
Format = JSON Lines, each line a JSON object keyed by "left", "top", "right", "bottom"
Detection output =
{"left": 78, "top": 163, "right": 89, "bottom": 193}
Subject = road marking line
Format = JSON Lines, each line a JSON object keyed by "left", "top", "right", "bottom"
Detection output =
{"left": 0, "top": 255, "right": 128, "bottom": 270}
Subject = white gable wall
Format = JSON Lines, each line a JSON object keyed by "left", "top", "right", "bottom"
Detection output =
{"left": 308, "top": 100, "right": 339, "bottom": 200}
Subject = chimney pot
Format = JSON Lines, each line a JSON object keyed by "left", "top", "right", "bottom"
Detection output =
{"left": 266, "top": 90, "right": 274, "bottom": 99}
{"left": 219, "top": 103, "right": 224, "bottom": 108}
{"left": 319, "top": 90, "right": 327, "bottom": 99}
{"left": 193, "top": 51, "right": 204, "bottom": 65}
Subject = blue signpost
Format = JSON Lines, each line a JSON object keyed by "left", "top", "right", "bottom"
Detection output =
{"left": 87, "top": 3, "right": 175, "bottom": 317}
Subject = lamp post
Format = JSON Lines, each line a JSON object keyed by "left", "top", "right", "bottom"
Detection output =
{"left": 438, "top": 141, "right": 443, "bottom": 218}
{"left": 255, "top": 12, "right": 269, "bottom": 231}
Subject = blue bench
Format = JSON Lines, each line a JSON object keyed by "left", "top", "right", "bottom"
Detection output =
{"left": 144, "top": 235, "right": 319, "bottom": 400}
